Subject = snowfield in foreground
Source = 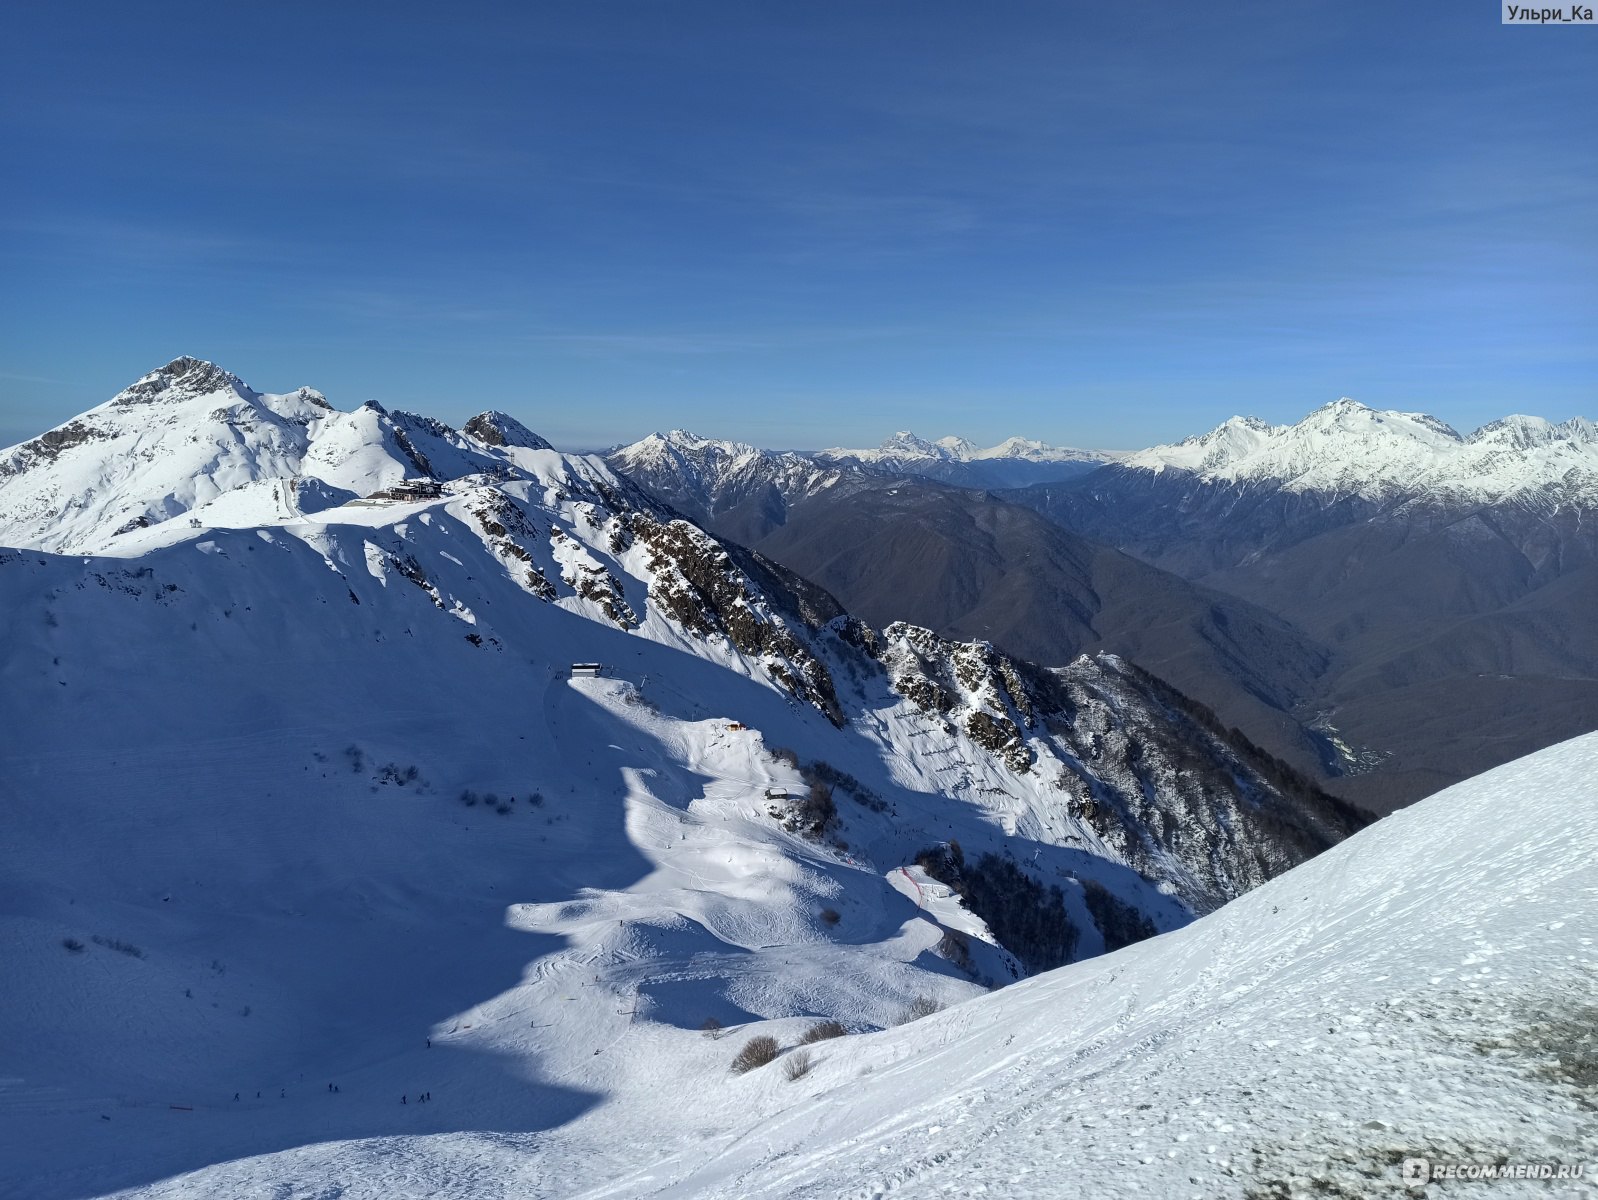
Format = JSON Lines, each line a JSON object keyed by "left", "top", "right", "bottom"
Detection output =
{"left": 9, "top": 729, "right": 1594, "bottom": 1199}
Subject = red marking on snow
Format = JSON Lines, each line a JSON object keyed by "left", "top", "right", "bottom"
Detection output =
{"left": 898, "top": 866, "right": 925, "bottom": 908}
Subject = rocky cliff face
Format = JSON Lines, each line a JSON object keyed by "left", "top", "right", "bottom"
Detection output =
{"left": 835, "top": 619, "right": 1367, "bottom": 912}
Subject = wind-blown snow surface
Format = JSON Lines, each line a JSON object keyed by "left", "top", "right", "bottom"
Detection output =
{"left": 1125, "top": 398, "right": 1598, "bottom": 506}
{"left": 15, "top": 724, "right": 1594, "bottom": 1199}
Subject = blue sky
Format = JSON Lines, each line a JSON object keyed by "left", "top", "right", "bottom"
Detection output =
{"left": 2, "top": 1, "right": 1593, "bottom": 451}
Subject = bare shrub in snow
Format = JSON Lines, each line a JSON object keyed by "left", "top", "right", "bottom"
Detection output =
{"left": 700, "top": 1016, "right": 724, "bottom": 1039}
{"left": 801, "top": 1020, "right": 847, "bottom": 1044}
{"left": 783, "top": 1050, "right": 814, "bottom": 1081}
{"left": 731, "top": 1035, "right": 779, "bottom": 1073}
{"left": 819, "top": 907, "right": 841, "bottom": 927}
{"left": 62, "top": 937, "right": 85, "bottom": 953}
{"left": 91, "top": 934, "right": 143, "bottom": 958}
{"left": 899, "top": 995, "right": 942, "bottom": 1024}
{"left": 769, "top": 746, "right": 800, "bottom": 768}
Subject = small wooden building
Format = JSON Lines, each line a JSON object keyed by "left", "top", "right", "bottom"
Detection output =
{"left": 389, "top": 478, "right": 443, "bottom": 500}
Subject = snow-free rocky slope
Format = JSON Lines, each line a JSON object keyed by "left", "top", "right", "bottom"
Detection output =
{"left": 0, "top": 360, "right": 1361, "bottom": 1199}
{"left": 1004, "top": 398, "right": 1598, "bottom": 813}
{"left": 610, "top": 432, "right": 1344, "bottom": 785}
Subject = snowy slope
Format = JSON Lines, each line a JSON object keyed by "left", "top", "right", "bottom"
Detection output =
{"left": 1125, "top": 398, "right": 1598, "bottom": 506}
{"left": 0, "top": 362, "right": 1365, "bottom": 1199}
{"left": 28, "top": 731, "right": 1595, "bottom": 1199}
{"left": 636, "top": 730, "right": 1598, "bottom": 1199}
{"left": 0, "top": 358, "right": 560, "bottom": 555}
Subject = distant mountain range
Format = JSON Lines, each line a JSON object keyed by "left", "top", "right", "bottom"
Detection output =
{"left": 817, "top": 430, "right": 1120, "bottom": 489}
{"left": 5, "top": 364, "right": 1592, "bottom": 818}
{"left": 1123, "top": 398, "right": 1598, "bottom": 504}
{"left": 609, "top": 399, "right": 1598, "bottom": 813}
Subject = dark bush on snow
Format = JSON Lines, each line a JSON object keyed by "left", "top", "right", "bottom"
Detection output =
{"left": 731, "top": 1035, "right": 780, "bottom": 1073}
{"left": 783, "top": 1050, "right": 814, "bottom": 1081}
{"left": 899, "top": 995, "right": 942, "bottom": 1024}
{"left": 801, "top": 1020, "right": 847, "bottom": 1044}
{"left": 91, "top": 934, "right": 144, "bottom": 958}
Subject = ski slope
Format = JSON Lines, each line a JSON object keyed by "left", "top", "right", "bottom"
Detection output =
{"left": 34, "top": 731, "right": 1588, "bottom": 1200}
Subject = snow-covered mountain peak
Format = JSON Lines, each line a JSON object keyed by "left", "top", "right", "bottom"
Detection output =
{"left": 462, "top": 410, "right": 553, "bottom": 451}
{"left": 606, "top": 431, "right": 845, "bottom": 532}
{"left": 878, "top": 430, "right": 945, "bottom": 458}
{"left": 934, "top": 435, "right": 981, "bottom": 457}
{"left": 628, "top": 429, "right": 752, "bottom": 457}
{"left": 1126, "top": 397, "right": 1596, "bottom": 504}
{"left": 977, "top": 435, "right": 1053, "bottom": 461}
{"left": 106, "top": 355, "right": 252, "bottom": 408}
{"left": 1464, "top": 413, "right": 1590, "bottom": 450}
{"left": 0, "top": 363, "right": 609, "bottom": 554}
{"left": 1293, "top": 397, "right": 1462, "bottom": 443}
